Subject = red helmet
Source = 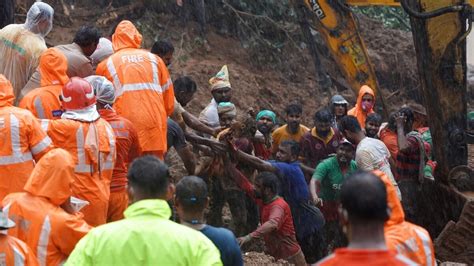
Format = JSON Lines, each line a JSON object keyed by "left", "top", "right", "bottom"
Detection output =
{"left": 61, "top": 77, "right": 96, "bottom": 110}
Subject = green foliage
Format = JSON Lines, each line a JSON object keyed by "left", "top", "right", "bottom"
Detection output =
{"left": 352, "top": 6, "right": 411, "bottom": 31}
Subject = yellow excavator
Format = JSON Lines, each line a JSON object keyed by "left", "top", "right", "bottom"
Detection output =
{"left": 302, "top": 0, "right": 473, "bottom": 263}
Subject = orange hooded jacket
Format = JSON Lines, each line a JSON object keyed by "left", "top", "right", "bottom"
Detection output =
{"left": 373, "top": 170, "right": 435, "bottom": 266}
{"left": 42, "top": 117, "right": 116, "bottom": 226}
{"left": 19, "top": 48, "right": 69, "bottom": 120}
{"left": 0, "top": 233, "right": 39, "bottom": 266}
{"left": 99, "top": 109, "right": 141, "bottom": 222}
{"left": 3, "top": 149, "right": 92, "bottom": 266}
{"left": 0, "top": 74, "right": 52, "bottom": 201}
{"left": 348, "top": 85, "right": 375, "bottom": 129}
{"left": 96, "top": 20, "right": 174, "bottom": 155}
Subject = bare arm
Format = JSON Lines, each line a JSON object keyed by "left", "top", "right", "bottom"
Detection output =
{"left": 395, "top": 113, "right": 410, "bottom": 152}
{"left": 300, "top": 163, "right": 315, "bottom": 176}
{"left": 309, "top": 178, "right": 319, "bottom": 202}
{"left": 185, "top": 132, "right": 227, "bottom": 154}
{"left": 176, "top": 144, "right": 196, "bottom": 175}
{"left": 234, "top": 148, "right": 275, "bottom": 172}
{"left": 182, "top": 111, "right": 218, "bottom": 137}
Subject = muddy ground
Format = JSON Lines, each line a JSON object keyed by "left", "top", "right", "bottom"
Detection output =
{"left": 13, "top": 0, "right": 474, "bottom": 263}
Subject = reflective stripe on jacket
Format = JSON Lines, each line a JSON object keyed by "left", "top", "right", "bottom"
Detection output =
{"left": 0, "top": 74, "right": 52, "bottom": 201}
{"left": 3, "top": 149, "right": 92, "bottom": 266}
{"left": 96, "top": 20, "right": 174, "bottom": 153}
{"left": 373, "top": 170, "right": 435, "bottom": 266}
{"left": 0, "top": 234, "right": 40, "bottom": 266}
{"left": 42, "top": 118, "right": 116, "bottom": 226}
{"left": 99, "top": 109, "right": 141, "bottom": 192}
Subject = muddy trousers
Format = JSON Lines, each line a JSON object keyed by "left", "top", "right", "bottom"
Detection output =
{"left": 207, "top": 184, "right": 256, "bottom": 236}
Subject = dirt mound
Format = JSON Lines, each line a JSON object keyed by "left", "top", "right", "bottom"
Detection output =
{"left": 243, "top": 252, "right": 290, "bottom": 265}
{"left": 356, "top": 15, "right": 420, "bottom": 109}
{"left": 18, "top": 1, "right": 423, "bottom": 125}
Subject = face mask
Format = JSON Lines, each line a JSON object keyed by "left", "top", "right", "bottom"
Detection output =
{"left": 361, "top": 101, "right": 374, "bottom": 111}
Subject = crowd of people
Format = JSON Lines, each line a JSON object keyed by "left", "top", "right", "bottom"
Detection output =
{"left": 0, "top": 2, "right": 440, "bottom": 265}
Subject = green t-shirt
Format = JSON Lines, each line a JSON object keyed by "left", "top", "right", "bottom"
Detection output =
{"left": 312, "top": 156, "right": 358, "bottom": 201}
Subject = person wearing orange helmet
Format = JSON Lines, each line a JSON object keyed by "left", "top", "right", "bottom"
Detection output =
{"left": 19, "top": 47, "right": 69, "bottom": 119}
{"left": 0, "top": 74, "right": 52, "bottom": 201}
{"left": 348, "top": 85, "right": 376, "bottom": 129}
{"left": 41, "top": 77, "right": 116, "bottom": 226}
{"left": 373, "top": 170, "right": 435, "bottom": 266}
{"left": 3, "top": 148, "right": 92, "bottom": 266}
{"left": 96, "top": 20, "right": 174, "bottom": 160}
{"left": 87, "top": 75, "right": 141, "bottom": 222}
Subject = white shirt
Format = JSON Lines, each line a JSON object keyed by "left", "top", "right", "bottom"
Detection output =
{"left": 356, "top": 137, "right": 402, "bottom": 199}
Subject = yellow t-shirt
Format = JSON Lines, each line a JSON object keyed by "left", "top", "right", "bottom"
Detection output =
{"left": 271, "top": 124, "right": 310, "bottom": 154}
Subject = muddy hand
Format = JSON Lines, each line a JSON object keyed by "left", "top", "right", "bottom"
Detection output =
{"left": 395, "top": 112, "right": 406, "bottom": 125}
{"left": 237, "top": 235, "right": 252, "bottom": 246}
{"left": 209, "top": 140, "right": 227, "bottom": 154}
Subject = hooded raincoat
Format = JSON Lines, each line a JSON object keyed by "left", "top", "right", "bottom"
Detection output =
{"left": 66, "top": 199, "right": 222, "bottom": 266}
{"left": 0, "top": 2, "right": 53, "bottom": 103}
{"left": 96, "top": 20, "right": 174, "bottom": 157}
{"left": 348, "top": 85, "right": 375, "bottom": 129}
{"left": 0, "top": 233, "right": 39, "bottom": 266}
{"left": 373, "top": 170, "right": 435, "bottom": 266}
{"left": 19, "top": 48, "right": 69, "bottom": 119}
{"left": 0, "top": 74, "right": 52, "bottom": 201}
{"left": 2, "top": 148, "right": 92, "bottom": 266}
{"left": 42, "top": 115, "right": 116, "bottom": 226}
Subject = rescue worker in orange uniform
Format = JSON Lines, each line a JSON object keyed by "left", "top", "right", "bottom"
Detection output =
{"left": 348, "top": 85, "right": 376, "bottom": 129}
{"left": 87, "top": 75, "right": 141, "bottom": 222}
{"left": 0, "top": 210, "right": 39, "bottom": 266}
{"left": 96, "top": 20, "right": 174, "bottom": 160}
{"left": 374, "top": 170, "right": 435, "bottom": 266}
{"left": 0, "top": 74, "right": 52, "bottom": 201}
{"left": 19, "top": 48, "right": 69, "bottom": 120}
{"left": 3, "top": 148, "right": 92, "bottom": 266}
{"left": 41, "top": 77, "right": 116, "bottom": 226}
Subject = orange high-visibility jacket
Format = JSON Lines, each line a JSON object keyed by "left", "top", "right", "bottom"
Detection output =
{"left": 19, "top": 48, "right": 69, "bottom": 119}
{"left": 373, "top": 170, "right": 436, "bottom": 266}
{"left": 0, "top": 75, "right": 52, "bottom": 201}
{"left": 96, "top": 20, "right": 174, "bottom": 153}
{"left": 98, "top": 109, "right": 141, "bottom": 192}
{"left": 3, "top": 149, "right": 92, "bottom": 266}
{"left": 0, "top": 234, "right": 40, "bottom": 266}
{"left": 42, "top": 118, "right": 116, "bottom": 226}
{"left": 348, "top": 85, "right": 375, "bottom": 129}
